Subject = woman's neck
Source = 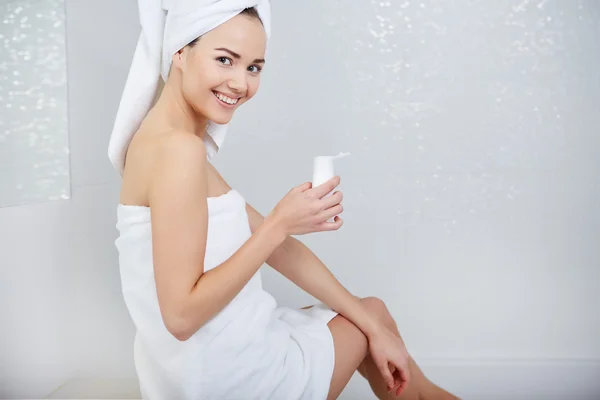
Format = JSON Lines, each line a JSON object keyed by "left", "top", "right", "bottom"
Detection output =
{"left": 152, "top": 80, "right": 208, "bottom": 139}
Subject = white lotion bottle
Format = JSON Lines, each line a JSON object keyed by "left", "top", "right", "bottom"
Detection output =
{"left": 312, "top": 152, "right": 351, "bottom": 222}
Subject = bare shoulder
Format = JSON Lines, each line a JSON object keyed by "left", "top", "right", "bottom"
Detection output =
{"left": 153, "top": 131, "right": 207, "bottom": 167}
{"left": 147, "top": 132, "right": 208, "bottom": 205}
{"left": 120, "top": 131, "right": 207, "bottom": 206}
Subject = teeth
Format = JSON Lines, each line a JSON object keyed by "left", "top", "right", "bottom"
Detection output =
{"left": 214, "top": 92, "right": 238, "bottom": 105}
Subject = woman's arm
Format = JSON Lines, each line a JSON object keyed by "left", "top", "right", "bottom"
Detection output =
{"left": 148, "top": 134, "right": 287, "bottom": 341}
{"left": 245, "top": 202, "right": 383, "bottom": 338}
{"left": 205, "top": 164, "right": 383, "bottom": 338}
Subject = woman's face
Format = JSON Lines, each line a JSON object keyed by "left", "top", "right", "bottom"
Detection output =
{"left": 173, "top": 13, "right": 267, "bottom": 125}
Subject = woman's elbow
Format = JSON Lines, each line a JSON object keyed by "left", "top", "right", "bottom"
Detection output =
{"left": 165, "top": 317, "right": 193, "bottom": 341}
{"left": 161, "top": 297, "right": 207, "bottom": 341}
{"left": 163, "top": 309, "right": 194, "bottom": 341}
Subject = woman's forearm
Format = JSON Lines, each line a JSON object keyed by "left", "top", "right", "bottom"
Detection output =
{"left": 267, "top": 237, "right": 383, "bottom": 338}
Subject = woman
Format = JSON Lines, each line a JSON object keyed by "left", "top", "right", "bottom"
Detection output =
{"left": 111, "top": 1, "right": 460, "bottom": 399}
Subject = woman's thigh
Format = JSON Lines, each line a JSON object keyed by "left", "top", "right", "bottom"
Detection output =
{"left": 325, "top": 314, "right": 368, "bottom": 400}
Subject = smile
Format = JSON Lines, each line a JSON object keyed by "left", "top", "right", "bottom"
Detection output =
{"left": 212, "top": 91, "right": 239, "bottom": 106}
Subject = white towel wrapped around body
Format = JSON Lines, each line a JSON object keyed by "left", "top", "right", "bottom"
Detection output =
{"left": 117, "top": 188, "right": 339, "bottom": 399}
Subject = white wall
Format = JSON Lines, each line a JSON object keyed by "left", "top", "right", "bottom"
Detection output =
{"left": 2, "top": 1, "right": 599, "bottom": 399}
{"left": 1, "top": 1, "right": 139, "bottom": 398}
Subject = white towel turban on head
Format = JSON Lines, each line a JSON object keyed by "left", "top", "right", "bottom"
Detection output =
{"left": 108, "top": 0, "right": 272, "bottom": 176}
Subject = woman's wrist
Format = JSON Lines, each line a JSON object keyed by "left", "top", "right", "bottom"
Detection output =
{"left": 262, "top": 213, "right": 288, "bottom": 243}
{"left": 350, "top": 298, "right": 386, "bottom": 340}
{"left": 362, "top": 318, "right": 386, "bottom": 340}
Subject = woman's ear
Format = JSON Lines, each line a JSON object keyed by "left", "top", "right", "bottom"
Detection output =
{"left": 171, "top": 48, "right": 186, "bottom": 71}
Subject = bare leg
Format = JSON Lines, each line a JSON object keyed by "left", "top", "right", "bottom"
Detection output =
{"left": 356, "top": 297, "right": 460, "bottom": 400}
{"left": 303, "top": 300, "right": 460, "bottom": 400}
{"left": 325, "top": 313, "right": 370, "bottom": 399}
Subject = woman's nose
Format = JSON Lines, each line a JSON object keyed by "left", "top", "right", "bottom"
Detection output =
{"left": 227, "top": 70, "right": 247, "bottom": 95}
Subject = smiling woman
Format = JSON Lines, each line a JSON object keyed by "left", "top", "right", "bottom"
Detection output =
{"left": 109, "top": 1, "right": 459, "bottom": 400}
{"left": 111, "top": 2, "right": 348, "bottom": 398}
{"left": 163, "top": 7, "right": 266, "bottom": 125}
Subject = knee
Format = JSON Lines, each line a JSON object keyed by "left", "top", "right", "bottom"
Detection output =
{"left": 360, "top": 296, "right": 389, "bottom": 316}
{"left": 360, "top": 296, "right": 398, "bottom": 330}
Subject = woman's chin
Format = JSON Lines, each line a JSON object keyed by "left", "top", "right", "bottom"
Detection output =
{"left": 208, "top": 111, "right": 234, "bottom": 125}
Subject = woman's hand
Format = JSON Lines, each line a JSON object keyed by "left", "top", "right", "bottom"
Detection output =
{"left": 368, "top": 326, "right": 411, "bottom": 396}
{"left": 266, "top": 177, "right": 344, "bottom": 236}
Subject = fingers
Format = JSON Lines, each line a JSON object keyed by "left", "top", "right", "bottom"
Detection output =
{"left": 322, "top": 190, "right": 343, "bottom": 209}
{"left": 317, "top": 203, "right": 343, "bottom": 222}
{"left": 388, "top": 365, "right": 400, "bottom": 394}
{"left": 378, "top": 362, "right": 395, "bottom": 391}
{"left": 296, "top": 182, "right": 312, "bottom": 192}
{"left": 401, "top": 365, "right": 411, "bottom": 383}
{"left": 310, "top": 176, "right": 340, "bottom": 198}
{"left": 315, "top": 191, "right": 343, "bottom": 222}
{"left": 394, "top": 365, "right": 410, "bottom": 396}
{"left": 316, "top": 216, "right": 343, "bottom": 231}
{"left": 383, "top": 361, "right": 410, "bottom": 396}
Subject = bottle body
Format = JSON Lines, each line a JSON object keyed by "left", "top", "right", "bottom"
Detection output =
{"left": 312, "top": 156, "right": 335, "bottom": 198}
{"left": 312, "top": 153, "right": 350, "bottom": 222}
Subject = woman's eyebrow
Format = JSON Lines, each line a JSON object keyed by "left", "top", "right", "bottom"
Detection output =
{"left": 214, "top": 47, "right": 265, "bottom": 64}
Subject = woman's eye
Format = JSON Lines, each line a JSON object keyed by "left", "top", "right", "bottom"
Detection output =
{"left": 217, "top": 57, "right": 232, "bottom": 65}
{"left": 248, "top": 65, "right": 262, "bottom": 73}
